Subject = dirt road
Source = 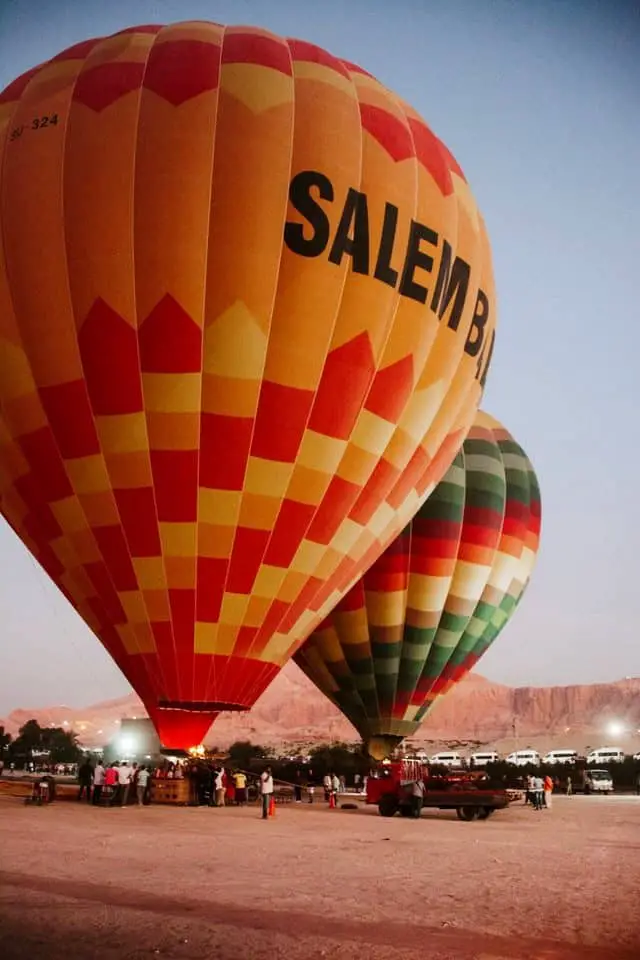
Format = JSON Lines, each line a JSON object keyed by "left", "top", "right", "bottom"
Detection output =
{"left": 1, "top": 794, "right": 639, "bottom": 959}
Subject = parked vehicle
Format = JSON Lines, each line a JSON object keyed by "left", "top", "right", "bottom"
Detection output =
{"left": 542, "top": 749, "right": 578, "bottom": 765}
{"left": 366, "top": 760, "right": 510, "bottom": 821}
{"left": 586, "top": 747, "right": 625, "bottom": 764}
{"left": 470, "top": 751, "right": 500, "bottom": 766}
{"left": 505, "top": 749, "right": 540, "bottom": 766}
{"left": 429, "top": 751, "right": 463, "bottom": 768}
{"left": 582, "top": 769, "right": 613, "bottom": 794}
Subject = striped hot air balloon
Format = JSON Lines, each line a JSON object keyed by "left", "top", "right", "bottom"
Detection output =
{"left": 295, "top": 412, "right": 541, "bottom": 759}
{"left": 0, "top": 23, "right": 495, "bottom": 749}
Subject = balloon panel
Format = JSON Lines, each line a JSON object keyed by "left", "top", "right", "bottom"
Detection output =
{"left": 0, "top": 23, "right": 495, "bottom": 744}
{"left": 295, "top": 412, "right": 541, "bottom": 753}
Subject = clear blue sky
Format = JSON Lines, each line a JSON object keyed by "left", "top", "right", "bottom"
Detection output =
{"left": 1, "top": 0, "right": 639, "bottom": 713}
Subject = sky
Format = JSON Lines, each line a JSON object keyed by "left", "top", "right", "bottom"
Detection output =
{"left": 0, "top": 0, "right": 639, "bottom": 714}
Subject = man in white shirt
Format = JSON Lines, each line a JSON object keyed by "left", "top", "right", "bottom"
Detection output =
{"left": 136, "top": 766, "right": 150, "bottom": 806}
{"left": 533, "top": 775, "right": 544, "bottom": 811}
{"left": 92, "top": 761, "right": 105, "bottom": 806}
{"left": 260, "top": 767, "right": 274, "bottom": 819}
{"left": 118, "top": 763, "right": 133, "bottom": 807}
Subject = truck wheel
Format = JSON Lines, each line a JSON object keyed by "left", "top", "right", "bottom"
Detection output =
{"left": 379, "top": 795, "right": 398, "bottom": 818}
{"left": 456, "top": 806, "right": 478, "bottom": 821}
{"left": 477, "top": 807, "right": 494, "bottom": 820}
{"left": 399, "top": 805, "right": 412, "bottom": 818}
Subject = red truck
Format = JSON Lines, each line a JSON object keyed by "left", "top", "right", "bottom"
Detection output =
{"left": 366, "top": 759, "right": 511, "bottom": 821}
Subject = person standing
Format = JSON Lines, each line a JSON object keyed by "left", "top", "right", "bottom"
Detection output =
{"left": 410, "top": 778, "right": 425, "bottom": 819}
{"left": 323, "top": 773, "right": 331, "bottom": 802}
{"left": 105, "top": 763, "right": 119, "bottom": 805}
{"left": 543, "top": 774, "right": 554, "bottom": 810}
{"left": 92, "top": 760, "right": 105, "bottom": 805}
{"left": 214, "top": 767, "right": 225, "bottom": 807}
{"left": 260, "top": 766, "right": 274, "bottom": 819}
{"left": 331, "top": 773, "right": 340, "bottom": 803}
{"left": 566, "top": 775, "right": 572, "bottom": 797}
{"left": 294, "top": 771, "right": 303, "bottom": 803}
{"left": 532, "top": 774, "right": 544, "bottom": 810}
{"left": 136, "top": 766, "right": 150, "bottom": 805}
{"left": 234, "top": 770, "right": 247, "bottom": 806}
{"left": 77, "top": 759, "right": 93, "bottom": 803}
{"left": 118, "top": 761, "right": 133, "bottom": 807}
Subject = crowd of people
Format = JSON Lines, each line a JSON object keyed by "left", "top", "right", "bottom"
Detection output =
{"left": 76, "top": 758, "right": 152, "bottom": 806}
{"left": 524, "top": 773, "right": 556, "bottom": 809}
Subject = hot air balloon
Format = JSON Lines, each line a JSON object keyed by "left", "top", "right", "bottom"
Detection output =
{"left": 295, "top": 412, "right": 541, "bottom": 759}
{"left": 0, "top": 23, "right": 496, "bottom": 748}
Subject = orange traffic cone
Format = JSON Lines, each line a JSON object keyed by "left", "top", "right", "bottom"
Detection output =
{"left": 329, "top": 791, "right": 336, "bottom": 809}
{"left": 269, "top": 795, "right": 276, "bottom": 817}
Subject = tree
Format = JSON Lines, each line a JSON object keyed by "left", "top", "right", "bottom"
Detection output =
{"left": 227, "top": 740, "right": 268, "bottom": 769}
{"left": 42, "top": 727, "right": 82, "bottom": 764}
{"left": 0, "top": 725, "right": 11, "bottom": 758}
{"left": 8, "top": 719, "right": 81, "bottom": 765}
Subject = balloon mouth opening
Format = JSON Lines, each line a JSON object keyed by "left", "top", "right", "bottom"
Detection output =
{"left": 365, "top": 735, "right": 405, "bottom": 761}
{"left": 157, "top": 699, "right": 248, "bottom": 713}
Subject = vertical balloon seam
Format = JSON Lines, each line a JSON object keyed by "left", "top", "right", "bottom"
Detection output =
{"left": 0, "top": 40, "right": 164, "bottom": 706}
{"left": 391, "top": 450, "right": 467, "bottom": 730}
{"left": 233, "top": 52, "right": 403, "bottom": 705}
{"left": 239, "top": 74, "right": 449, "bottom": 701}
{"left": 414, "top": 427, "right": 507, "bottom": 704}
{"left": 199, "top": 26, "right": 299, "bottom": 708}
{"left": 192, "top": 22, "right": 226, "bottom": 713}
{"left": 319, "top": 117, "right": 488, "bottom": 734}
{"left": 226, "top": 43, "right": 396, "bottom": 708}
{"left": 71, "top": 30, "right": 172, "bottom": 705}
{"left": 435, "top": 437, "right": 531, "bottom": 691}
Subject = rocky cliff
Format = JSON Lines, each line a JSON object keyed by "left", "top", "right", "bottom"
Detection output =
{"left": 3, "top": 663, "right": 639, "bottom": 754}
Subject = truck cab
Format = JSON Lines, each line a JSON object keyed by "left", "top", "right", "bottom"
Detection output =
{"left": 583, "top": 769, "right": 613, "bottom": 794}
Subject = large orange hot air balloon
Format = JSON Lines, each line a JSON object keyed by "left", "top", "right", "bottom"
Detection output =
{"left": 0, "top": 23, "right": 496, "bottom": 748}
{"left": 295, "top": 412, "right": 541, "bottom": 759}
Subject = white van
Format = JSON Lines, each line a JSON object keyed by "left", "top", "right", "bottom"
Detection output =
{"left": 583, "top": 769, "right": 613, "bottom": 794}
{"left": 505, "top": 749, "right": 540, "bottom": 766}
{"left": 586, "top": 747, "right": 625, "bottom": 764}
{"left": 542, "top": 749, "right": 578, "bottom": 765}
{"left": 470, "top": 751, "right": 500, "bottom": 766}
{"left": 430, "top": 751, "right": 463, "bottom": 768}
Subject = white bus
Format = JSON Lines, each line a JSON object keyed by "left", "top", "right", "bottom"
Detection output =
{"left": 470, "top": 751, "right": 500, "bottom": 766}
{"left": 505, "top": 749, "right": 540, "bottom": 766}
{"left": 586, "top": 747, "right": 625, "bottom": 764}
{"left": 429, "top": 751, "right": 463, "bottom": 768}
{"left": 542, "top": 749, "right": 578, "bottom": 765}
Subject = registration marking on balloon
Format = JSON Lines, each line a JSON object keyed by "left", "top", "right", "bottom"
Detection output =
{"left": 0, "top": 22, "right": 497, "bottom": 748}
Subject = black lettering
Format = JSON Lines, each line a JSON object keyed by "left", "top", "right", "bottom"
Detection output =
{"left": 464, "top": 289, "right": 489, "bottom": 358}
{"left": 284, "top": 170, "right": 333, "bottom": 258}
{"left": 399, "top": 221, "right": 438, "bottom": 304}
{"left": 328, "top": 188, "right": 370, "bottom": 274}
{"left": 430, "top": 240, "right": 470, "bottom": 332}
{"left": 478, "top": 328, "right": 495, "bottom": 387}
{"left": 373, "top": 202, "right": 400, "bottom": 288}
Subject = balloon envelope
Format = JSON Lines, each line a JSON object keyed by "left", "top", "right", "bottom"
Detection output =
{"left": 295, "top": 412, "right": 541, "bottom": 759}
{"left": 0, "top": 23, "right": 495, "bottom": 748}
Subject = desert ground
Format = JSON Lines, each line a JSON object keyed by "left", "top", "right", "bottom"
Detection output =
{"left": 1, "top": 794, "right": 639, "bottom": 960}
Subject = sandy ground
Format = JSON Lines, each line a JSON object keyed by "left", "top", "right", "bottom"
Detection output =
{"left": 1, "top": 794, "right": 639, "bottom": 960}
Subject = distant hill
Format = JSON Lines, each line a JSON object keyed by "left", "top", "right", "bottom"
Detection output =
{"left": 3, "top": 662, "right": 640, "bottom": 755}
